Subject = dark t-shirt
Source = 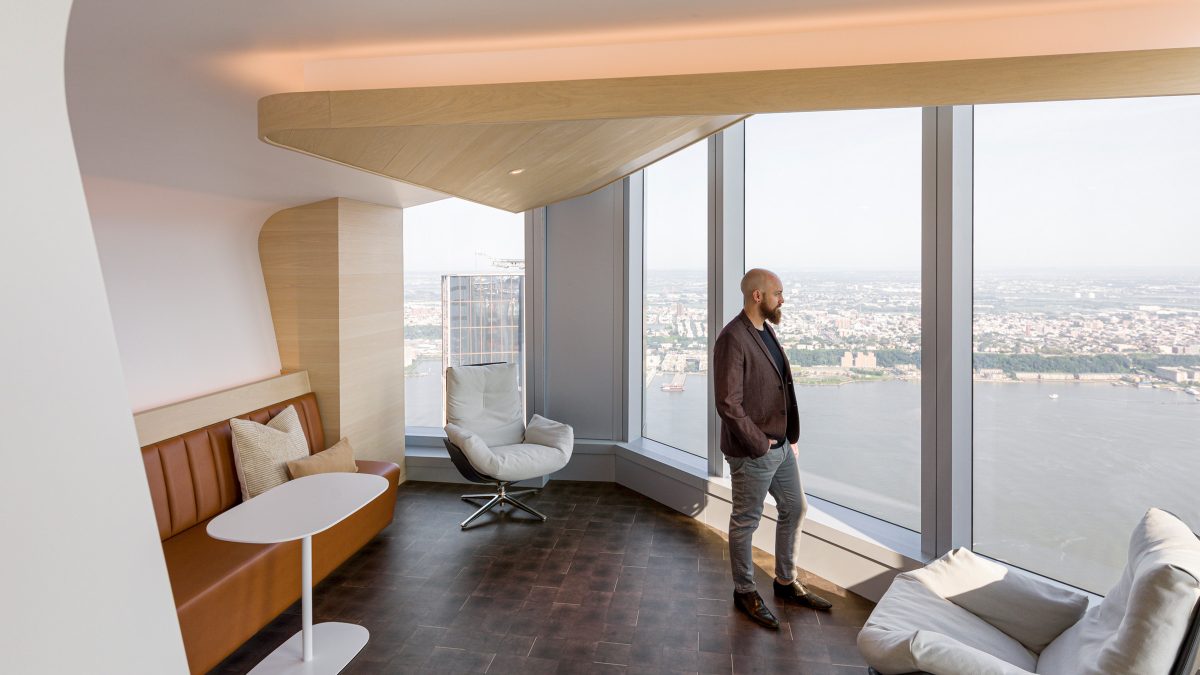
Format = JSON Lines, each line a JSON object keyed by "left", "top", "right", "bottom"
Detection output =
{"left": 757, "top": 326, "right": 787, "bottom": 382}
{"left": 757, "top": 326, "right": 788, "bottom": 448}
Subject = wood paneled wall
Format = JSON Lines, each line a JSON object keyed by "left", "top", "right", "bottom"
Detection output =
{"left": 259, "top": 198, "right": 406, "bottom": 476}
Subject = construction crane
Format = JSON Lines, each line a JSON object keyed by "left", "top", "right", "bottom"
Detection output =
{"left": 474, "top": 252, "right": 526, "bottom": 270}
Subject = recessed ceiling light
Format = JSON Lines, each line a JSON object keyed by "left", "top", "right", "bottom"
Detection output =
{"left": 508, "top": 168, "right": 525, "bottom": 175}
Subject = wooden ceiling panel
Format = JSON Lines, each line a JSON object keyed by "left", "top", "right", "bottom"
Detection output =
{"left": 259, "top": 48, "right": 1200, "bottom": 212}
{"left": 270, "top": 127, "right": 411, "bottom": 175}
{"left": 264, "top": 116, "right": 744, "bottom": 212}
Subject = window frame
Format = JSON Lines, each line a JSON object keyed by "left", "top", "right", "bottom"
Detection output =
{"left": 406, "top": 99, "right": 1187, "bottom": 596}
{"left": 628, "top": 108, "right": 965, "bottom": 561}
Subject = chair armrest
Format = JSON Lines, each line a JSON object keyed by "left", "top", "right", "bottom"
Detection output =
{"left": 523, "top": 414, "right": 573, "bottom": 458}
{"left": 445, "top": 423, "right": 502, "bottom": 478}
{"left": 912, "top": 548, "right": 1089, "bottom": 653}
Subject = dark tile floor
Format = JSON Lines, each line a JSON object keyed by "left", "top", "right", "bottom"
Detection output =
{"left": 213, "top": 480, "right": 875, "bottom": 674}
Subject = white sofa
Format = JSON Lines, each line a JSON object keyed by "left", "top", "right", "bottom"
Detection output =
{"left": 859, "top": 508, "right": 1200, "bottom": 675}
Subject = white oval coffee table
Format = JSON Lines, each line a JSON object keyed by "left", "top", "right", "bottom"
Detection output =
{"left": 208, "top": 472, "right": 388, "bottom": 674}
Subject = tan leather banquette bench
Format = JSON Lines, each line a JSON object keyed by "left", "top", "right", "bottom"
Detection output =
{"left": 140, "top": 392, "right": 400, "bottom": 673}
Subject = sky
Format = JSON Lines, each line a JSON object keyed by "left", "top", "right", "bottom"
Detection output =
{"left": 744, "top": 107, "right": 922, "bottom": 272}
{"left": 644, "top": 141, "right": 709, "bottom": 273}
{"left": 974, "top": 95, "right": 1200, "bottom": 271}
{"left": 405, "top": 95, "right": 1200, "bottom": 275}
{"left": 403, "top": 198, "right": 524, "bottom": 272}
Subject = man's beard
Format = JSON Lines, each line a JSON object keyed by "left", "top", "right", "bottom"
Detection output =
{"left": 760, "top": 301, "right": 782, "bottom": 325}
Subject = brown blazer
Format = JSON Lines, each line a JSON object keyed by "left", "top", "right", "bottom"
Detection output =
{"left": 712, "top": 310, "right": 799, "bottom": 458}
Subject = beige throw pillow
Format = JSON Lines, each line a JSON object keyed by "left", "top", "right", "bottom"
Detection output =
{"left": 287, "top": 438, "right": 359, "bottom": 479}
{"left": 229, "top": 405, "right": 310, "bottom": 500}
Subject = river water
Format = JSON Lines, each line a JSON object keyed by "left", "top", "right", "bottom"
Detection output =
{"left": 645, "top": 374, "right": 1200, "bottom": 593}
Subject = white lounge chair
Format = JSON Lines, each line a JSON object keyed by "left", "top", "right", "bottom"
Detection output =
{"left": 442, "top": 362, "right": 573, "bottom": 529}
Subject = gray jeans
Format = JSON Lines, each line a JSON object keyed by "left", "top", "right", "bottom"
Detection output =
{"left": 727, "top": 444, "right": 809, "bottom": 594}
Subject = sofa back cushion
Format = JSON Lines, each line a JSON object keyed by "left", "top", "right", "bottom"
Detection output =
{"left": 140, "top": 393, "right": 324, "bottom": 541}
{"left": 913, "top": 547, "right": 1088, "bottom": 654}
{"left": 1037, "top": 508, "right": 1200, "bottom": 675}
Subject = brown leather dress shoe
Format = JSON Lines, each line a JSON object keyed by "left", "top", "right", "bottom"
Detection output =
{"left": 773, "top": 580, "right": 833, "bottom": 611}
{"left": 734, "top": 590, "right": 780, "bottom": 629}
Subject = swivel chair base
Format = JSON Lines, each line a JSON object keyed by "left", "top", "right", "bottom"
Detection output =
{"left": 443, "top": 438, "right": 552, "bottom": 529}
{"left": 460, "top": 482, "right": 547, "bottom": 529}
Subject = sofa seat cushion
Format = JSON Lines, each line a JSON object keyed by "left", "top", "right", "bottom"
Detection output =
{"left": 859, "top": 575, "right": 1038, "bottom": 674}
{"left": 166, "top": 458, "right": 400, "bottom": 674}
{"left": 165, "top": 458, "right": 399, "bottom": 611}
{"left": 164, "top": 516, "right": 303, "bottom": 674}
{"left": 487, "top": 443, "right": 570, "bottom": 481}
{"left": 445, "top": 422, "right": 570, "bottom": 482}
{"left": 164, "top": 518, "right": 297, "bottom": 611}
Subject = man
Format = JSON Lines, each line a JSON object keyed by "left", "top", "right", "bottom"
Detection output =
{"left": 712, "top": 268, "right": 832, "bottom": 630}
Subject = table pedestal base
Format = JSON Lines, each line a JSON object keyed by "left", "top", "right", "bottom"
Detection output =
{"left": 249, "top": 622, "right": 368, "bottom": 674}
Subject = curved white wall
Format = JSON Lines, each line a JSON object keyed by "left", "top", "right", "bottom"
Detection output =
{"left": 0, "top": 1, "right": 188, "bottom": 670}
{"left": 84, "top": 176, "right": 283, "bottom": 411}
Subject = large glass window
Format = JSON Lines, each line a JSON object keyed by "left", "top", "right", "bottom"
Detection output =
{"left": 744, "top": 109, "right": 923, "bottom": 531}
{"left": 973, "top": 96, "right": 1200, "bottom": 593}
{"left": 643, "top": 142, "right": 709, "bottom": 456}
{"left": 404, "top": 199, "right": 525, "bottom": 429}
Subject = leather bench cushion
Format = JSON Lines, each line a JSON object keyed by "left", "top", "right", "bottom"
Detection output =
{"left": 165, "top": 521, "right": 299, "bottom": 674}
{"left": 142, "top": 393, "right": 325, "bottom": 541}
{"left": 167, "top": 459, "right": 400, "bottom": 674}
{"left": 310, "top": 460, "right": 400, "bottom": 580}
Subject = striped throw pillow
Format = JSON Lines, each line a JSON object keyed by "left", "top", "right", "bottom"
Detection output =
{"left": 229, "top": 405, "right": 310, "bottom": 500}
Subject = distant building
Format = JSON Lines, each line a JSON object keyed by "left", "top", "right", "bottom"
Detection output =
{"left": 442, "top": 273, "right": 524, "bottom": 379}
{"left": 1155, "top": 366, "right": 1195, "bottom": 383}
{"left": 1015, "top": 372, "right": 1073, "bottom": 381}
{"left": 840, "top": 351, "right": 877, "bottom": 368}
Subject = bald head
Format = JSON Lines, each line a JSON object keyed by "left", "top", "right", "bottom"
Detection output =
{"left": 741, "top": 268, "right": 785, "bottom": 327}
{"left": 740, "top": 268, "right": 780, "bottom": 302}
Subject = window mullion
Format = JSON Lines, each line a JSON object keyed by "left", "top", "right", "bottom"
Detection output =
{"left": 929, "top": 105, "right": 975, "bottom": 557}
{"left": 708, "top": 123, "right": 747, "bottom": 477}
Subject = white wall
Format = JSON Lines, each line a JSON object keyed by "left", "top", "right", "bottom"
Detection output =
{"left": 0, "top": 1, "right": 189, "bottom": 671}
{"left": 85, "top": 176, "right": 283, "bottom": 411}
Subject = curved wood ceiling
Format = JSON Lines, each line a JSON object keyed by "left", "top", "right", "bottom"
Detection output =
{"left": 259, "top": 47, "right": 1200, "bottom": 213}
